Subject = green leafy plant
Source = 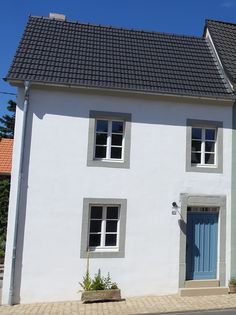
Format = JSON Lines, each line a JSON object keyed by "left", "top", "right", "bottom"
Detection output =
{"left": 229, "top": 277, "right": 236, "bottom": 285}
{"left": 79, "top": 269, "right": 119, "bottom": 291}
{"left": 103, "top": 272, "right": 118, "bottom": 290}
{"left": 79, "top": 271, "right": 92, "bottom": 291}
{"left": 91, "top": 269, "right": 106, "bottom": 290}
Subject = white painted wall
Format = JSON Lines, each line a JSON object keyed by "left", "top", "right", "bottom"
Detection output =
{"left": 2, "top": 87, "right": 233, "bottom": 304}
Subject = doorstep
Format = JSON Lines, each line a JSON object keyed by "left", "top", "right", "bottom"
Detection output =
{"left": 179, "top": 279, "right": 228, "bottom": 296}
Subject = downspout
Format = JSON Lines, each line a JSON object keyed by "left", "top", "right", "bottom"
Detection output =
{"left": 8, "top": 80, "right": 30, "bottom": 305}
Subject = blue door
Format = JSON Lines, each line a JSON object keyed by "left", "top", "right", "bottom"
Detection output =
{"left": 186, "top": 211, "right": 218, "bottom": 280}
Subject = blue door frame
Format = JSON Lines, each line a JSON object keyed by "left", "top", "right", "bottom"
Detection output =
{"left": 186, "top": 211, "right": 218, "bottom": 280}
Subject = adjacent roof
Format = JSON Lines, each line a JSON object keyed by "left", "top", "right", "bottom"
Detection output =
{"left": 206, "top": 19, "right": 236, "bottom": 83}
{"left": 0, "top": 138, "right": 13, "bottom": 175}
{"left": 6, "top": 16, "right": 234, "bottom": 100}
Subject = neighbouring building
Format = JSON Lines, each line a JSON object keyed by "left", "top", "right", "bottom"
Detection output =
{"left": 203, "top": 20, "right": 236, "bottom": 281}
{"left": 2, "top": 14, "right": 236, "bottom": 304}
{"left": 0, "top": 138, "right": 13, "bottom": 176}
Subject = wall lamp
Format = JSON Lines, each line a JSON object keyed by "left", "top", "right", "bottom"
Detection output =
{"left": 172, "top": 201, "right": 180, "bottom": 215}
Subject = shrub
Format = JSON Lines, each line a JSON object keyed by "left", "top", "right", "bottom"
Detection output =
{"left": 80, "top": 269, "right": 119, "bottom": 291}
{"left": 79, "top": 271, "right": 92, "bottom": 291}
{"left": 229, "top": 277, "right": 236, "bottom": 285}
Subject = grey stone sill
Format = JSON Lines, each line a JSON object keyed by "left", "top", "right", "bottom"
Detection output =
{"left": 187, "top": 164, "right": 222, "bottom": 173}
{"left": 87, "top": 159, "right": 129, "bottom": 169}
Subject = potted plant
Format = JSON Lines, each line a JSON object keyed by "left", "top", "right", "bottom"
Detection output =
{"left": 80, "top": 269, "right": 121, "bottom": 303}
{"left": 229, "top": 277, "right": 236, "bottom": 293}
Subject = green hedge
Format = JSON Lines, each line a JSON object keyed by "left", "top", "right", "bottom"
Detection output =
{"left": 0, "top": 176, "right": 10, "bottom": 258}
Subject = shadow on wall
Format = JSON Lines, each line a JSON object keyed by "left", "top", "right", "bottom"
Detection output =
{"left": 22, "top": 85, "right": 233, "bottom": 129}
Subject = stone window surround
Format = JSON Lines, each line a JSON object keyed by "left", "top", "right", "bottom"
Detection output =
{"left": 80, "top": 198, "right": 127, "bottom": 258}
{"left": 179, "top": 194, "right": 226, "bottom": 288}
{"left": 186, "top": 119, "right": 223, "bottom": 173}
{"left": 87, "top": 110, "right": 132, "bottom": 168}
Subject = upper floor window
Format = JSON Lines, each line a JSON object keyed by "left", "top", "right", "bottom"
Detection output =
{"left": 95, "top": 119, "right": 124, "bottom": 160}
{"left": 191, "top": 127, "right": 216, "bottom": 166}
{"left": 186, "top": 119, "right": 223, "bottom": 173}
{"left": 87, "top": 111, "right": 131, "bottom": 169}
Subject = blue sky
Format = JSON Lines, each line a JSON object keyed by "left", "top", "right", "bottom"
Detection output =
{"left": 1, "top": 0, "right": 236, "bottom": 117}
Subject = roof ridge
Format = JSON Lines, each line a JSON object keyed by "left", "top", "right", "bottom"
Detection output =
{"left": 206, "top": 19, "right": 236, "bottom": 27}
{"left": 29, "top": 15, "right": 204, "bottom": 41}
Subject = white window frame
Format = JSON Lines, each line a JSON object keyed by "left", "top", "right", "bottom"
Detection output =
{"left": 81, "top": 198, "right": 127, "bottom": 258}
{"left": 186, "top": 119, "right": 223, "bottom": 174}
{"left": 87, "top": 111, "right": 132, "bottom": 169}
{"left": 191, "top": 126, "right": 217, "bottom": 167}
{"left": 88, "top": 205, "right": 120, "bottom": 252}
{"left": 94, "top": 119, "right": 125, "bottom": 161}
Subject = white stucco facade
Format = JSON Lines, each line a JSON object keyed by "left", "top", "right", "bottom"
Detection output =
{"left": 2, "top": 86, "right": 233, "bottom": 304}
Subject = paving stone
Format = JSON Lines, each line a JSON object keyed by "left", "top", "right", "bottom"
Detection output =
{"left": 1, "top": 294, "right": 236, "bottom": 315}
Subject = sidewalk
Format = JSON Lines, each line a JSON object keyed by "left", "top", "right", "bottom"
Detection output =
{"left": 1, "top": 294, "right": 236, "bottom": 315}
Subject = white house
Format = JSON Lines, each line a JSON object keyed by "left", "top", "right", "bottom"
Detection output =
{"left": 2, "top": 14, "right": 235, "bottom": 304}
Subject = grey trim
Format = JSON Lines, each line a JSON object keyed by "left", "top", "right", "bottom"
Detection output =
{"left": 80, "top": 198, "right": 127, "bottom": 258}
{"left": 186, "top": 119, "right": 223, "bottom": 173}
{"left": 179, "top": 194, "right": 226, "bottom": 288}
{"left": 87, "top": 111, "right": 131, "bottom": 169}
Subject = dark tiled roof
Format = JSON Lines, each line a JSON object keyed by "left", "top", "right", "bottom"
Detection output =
{"left": 6, "top": 16, "right": 234, "bottom": 99}
{"left": 206, "top": 19, "right": 236, "bottom": 83}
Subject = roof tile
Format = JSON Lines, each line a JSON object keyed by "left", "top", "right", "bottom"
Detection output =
{"left": 206, "top": 19, "right": 236, "bottom": 83}
{"left": 6, "top": 16, "right": 234, "bottom": 99}
{"left": 0, "top": 138, "right": 13, "bottom": 175}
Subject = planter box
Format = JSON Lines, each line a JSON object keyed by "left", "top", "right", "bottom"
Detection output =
{"left": 81, "top": 289, "right": 121, "bottom": 303}
{"left": 229, "top": 284, "right": 236, "bottom": 293}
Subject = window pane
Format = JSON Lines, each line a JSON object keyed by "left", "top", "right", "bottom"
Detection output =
{"left": 191, "top": 140, "right": 201, "bottom": 152}
{"left": 205, "top": 141, "right": 215, "bottom": 153}
{"left": 90, "top": 206, "right": 103, "bottom": 219}
{"left": 205, "top": 129, "right": 215, "bottom": 141}
{"left": 107, "top": 207, "right": 119, "bottom": 219}
{"left": 90, "top": 220, "right": 102, "bottom": 233}
{"left": 191, "top": 152, "right": 201, "bottom": 164}
{"left": 89, "top": 234, "right": 101, "bottom": 247}
{"left": 106, "top": 221, "right": 118, "bottom": 232}
{"left": 96, "top": 120, "right": 108, "bottom": 132}
{"left": 112, "top": 121, "right": 123, "bottom": 133}
{"left": 111, "top": 147, "right": 122, "bottom": 159}
{"left": 205, "top": 153, "right": 215, "bottom": 164}
{"left": 95, "top": 146, "right": 107, "bottom": 158}
{"left": 105, "top": 234, "right": 117, "bottom": 246}
{"left": 112, "top": 134, "right": 123, "bottom": 146}
{"left": 192, "top": 128, "right": 202, "bottom": 140}
{"left": 96, "top": 133, "right": 107, "bottom": 145}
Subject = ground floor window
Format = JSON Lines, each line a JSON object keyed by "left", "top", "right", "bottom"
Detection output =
{"left": 89, "top": 205, "right": 119, "bottom": 249}
{"left": 80, "top": 198, "right": 127, "bottom": 258}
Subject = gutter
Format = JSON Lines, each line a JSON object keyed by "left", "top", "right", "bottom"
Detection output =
{"left": 8, "top": 80, "right": 30, "bottom": 305}
{"left": 6, "top": 79, "right": 235, "bottom": 104}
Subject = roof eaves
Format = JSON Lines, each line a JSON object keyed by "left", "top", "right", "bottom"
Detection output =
{"left": 6, "top": 78, "right": 235, "bottom": 102}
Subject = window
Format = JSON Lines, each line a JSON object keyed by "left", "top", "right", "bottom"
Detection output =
{"left": 191, "top": 127, "right": 216, "bottom": 166}
{"left": 95, "top": 120, "right": 124, "bottom": 160}
{"left": 89, "top": 205, "right": 119, "bottom": 249}
{"left": 80, "top": 198, "right": 127, "bottom": 258}
{"left": 186, "top": 119, "right": 223, "bottom": 173}
{"left": 87, "top": 111, "right": 131, "bottom": 168}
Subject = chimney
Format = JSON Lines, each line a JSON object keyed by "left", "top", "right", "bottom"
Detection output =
{"left": 49, "top": 13, "right": 66, "bottom": 21}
